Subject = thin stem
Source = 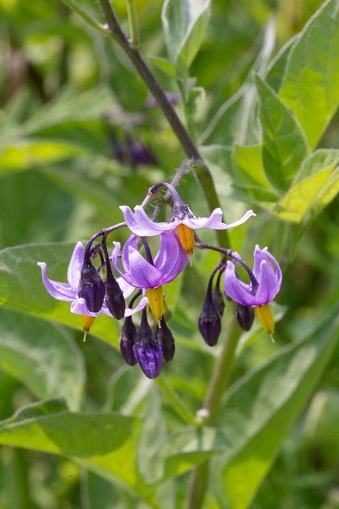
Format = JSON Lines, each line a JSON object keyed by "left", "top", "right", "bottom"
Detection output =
{"left": 60, "top": 0, "right": 107, "bottom": 34}
{"left": 126, "top": 0, "right": 140, "bottom": 49}
{"left": 185, "top": 314, "right": 241, "bottom": 509}
{"left": 195, "top": 240, "right": 259, "bottom": 293}
{"left": 202, "top": 313, "right": 240, "bottom": 423}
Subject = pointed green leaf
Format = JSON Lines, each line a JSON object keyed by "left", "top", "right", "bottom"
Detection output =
{"left": 0, "top": 406, "right": 161, "bottom": 508}
{"left": 162, "top": 0, "right": 210, "bottom": 70}
{"left": 272, "top": 151, "right": 339, "bottom": 222}
{"left": 147, "top": 56, "right": 177, "bottom": 78}
{"left": 279, "top": 0, "right": 339, "bottom": 148}
{"left": 0, "top": 308, "right": 84, "bottom": 411}
{"left": 216, "top": 304, "right": 339, "bottom": 509}
{"left": 255, "top": 75, "right": 310, "bottom": 192}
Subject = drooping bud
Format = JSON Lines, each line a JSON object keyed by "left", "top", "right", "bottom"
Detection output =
{"left": 146, "top": 286, "right": 164, "bottom": 321}
{"left": 78, "top": 257, "right": 105, "bottom": 313}
{"left": 198, "top": 305, "right": 221, "bottom": 347}
{"left": 104, "top": 257, "right": 125, "bottom": 320}
{"left": 133, "top": 309, "right": 163, "bottom": 378}
{"left": 255, "top": 304, "right": 275, "bottom": 334}
{"left": 236, "top": 304, "right": 254, "bottom": 332}
{"left": 176, "top": 224, "right": 194, "bottom": 255}
{"left": 120, "top": 316, "right": 137, "bottom": 366}
{"left": 198, "top": 271, "right": 222, "bottom": 347}
{"left": 155, "top": 317, "right": 175, "bottom": 362}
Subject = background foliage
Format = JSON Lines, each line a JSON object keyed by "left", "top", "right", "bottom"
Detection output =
{"left": 0, "top": 0, "right": 338, "bottom": 508}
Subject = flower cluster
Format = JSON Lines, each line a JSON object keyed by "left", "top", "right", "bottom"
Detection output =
{"left": 38, "top": 182, "right": 282, "bottom": 378}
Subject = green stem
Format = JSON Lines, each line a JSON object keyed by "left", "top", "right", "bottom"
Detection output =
{"left": 185, "top": 313, "right": 241, "bottom": 509}
{"left": 156, "top": 376, "right": 197, "bottom": 426}
{"left": 60, "top": 0, "right": 107, "bottom": 34}
{"left": 126, "top": 0, "right": 140, "bottom": 49}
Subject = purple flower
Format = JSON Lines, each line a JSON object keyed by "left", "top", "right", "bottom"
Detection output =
{"left": 112, "top": 231, "right": 188, "bottom": 288}
{"left": 120, "top": 204, "right": 255, "bottom": 237}
{"left": 38, "top": 242, "right": 146, "bottom": 317}
{"left": 223, "top": 245, "right": 282, "bottom": 307}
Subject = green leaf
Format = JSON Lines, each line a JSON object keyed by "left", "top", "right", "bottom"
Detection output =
{"left": 255, "top": 75, "right": 310, "bottom": 192}
{"left": 272, "top": 150, "right": 339, "bottom": 223}
{"left": 161, "top": 0, "right": 210, "bottom": 70}
{"left": 265, "top": 35, "right": 299, "bottom": 93}
{"left": 279, "top": 0, "right": 339, "bottom": 149}
{"left": 215, "top": 303, "right": 339, "bottom": 509}
{"left": 0, "top": 242, "right": 120, "bottom": 347}
{"left": 147, "top": 56, "right": 177, "bottom": 78}
{"left": 0, "top": 308, "right": 84, "bottom": 411}
{"left": 0, "top": 140, "right": 83, "bottom": 173}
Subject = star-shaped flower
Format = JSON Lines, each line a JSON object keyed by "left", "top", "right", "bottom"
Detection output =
{"left": 223, "top": 245, "right": 282, "bottom": 307}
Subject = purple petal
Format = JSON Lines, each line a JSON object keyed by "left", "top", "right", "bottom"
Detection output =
{"left": 38, "top": 262, "right": 76, "bottom": 302}
{"left": 126, "top": 246, "right": 164, "bottom": 287}
{"left": 252, "top": 260, "right": 281, "bottom": 305}
{"left": 121, "top": 205, "right": 173, "bottom": 236}
{"left": 223, "top": 261, "right": 255, "bottom": 307}
{"left": 67, "top": 242, "right": 85, "bottom": 288}
{"left": 71, "top": 297, "right": 100, "bottom": 316}
{"left": 154, "top": 231, "right": 188, "bottom": 283}
{"left": 117, "top": 277, "right": 135, "bottom": 298}
{"left": 112, "top": 242, "right": 133, "bottom": 286}
{"left": 124, "top": 296, "right": 148, "bottom": 317}
{"left": 133, "top": 341, "right": 163, "bottom": 379}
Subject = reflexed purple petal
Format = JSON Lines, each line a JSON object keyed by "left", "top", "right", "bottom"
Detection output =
{"left": 223, "top": 261, "right": 255, "bottom": 307}
{"left": 38, "top": 262, "right": 76, "bottom": 302}
{"left": 127, "top": 246, "right": 163, "bottom": 287}
{"left": 67, "top": 242, "right": 85, "bottom": 288}
{"left": 264, "top": 249, "right": 283, "bottom": 288}
{"left": 124, "top": 296, "right": 148, "bottom": 317}
{"left": 252, "top": 260, "right": 280, "bottom": 304}
{"left": 121, "top": 204, "right": 255, "bottom": 235}
{"left": 133, "top": 341, "right": 163, "bottom": 379}
{"left": 120, "top": 235, "right": 138, "bottom": 273}
{"left": 117, "top": 277, "right": 135, "bottom": 298}
{"left": 112, "top": 242, "right": 133, "bottom": 285}
{"left": 70, "top": 297, "right": 99, "bottom": 316}
{"left": 154, "top": 231, "right": 188, "bottom": 283}
{"left": 121, "top": 205, "right": 172, "bottom": 236}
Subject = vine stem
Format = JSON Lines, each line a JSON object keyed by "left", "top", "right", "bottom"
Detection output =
{"left": 96, "top": 0, "right": 230, "bottom": 250}
{"left": 185, "top": 314, "right": 241, "bottom": 509}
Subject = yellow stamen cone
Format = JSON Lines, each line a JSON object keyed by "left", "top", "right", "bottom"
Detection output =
{"left": 176, "top": 224, "right": 194, "bottom": 255}
{"left": 255, "top": 304, "right": 275, "bottom": 335}
{"left": 82, "top": 315, "right": 95, "bottom": 341}
{"left": 146, "top": 286, "right": 164, "bottom": 321}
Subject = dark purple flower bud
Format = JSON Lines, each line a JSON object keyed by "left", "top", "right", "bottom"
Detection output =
{"left": 120, "top": 316, "right": 137, "bottom": 366}
{"left": 111, "top": 135, "right": 125, "bottom": 164}
{"left": 198, "top": 305, "right": 222, "bottom": 347}
{"left": 155, "top": 317, "right": 175, "bottom": 362}
{"left": 133, "top": 309, "right": 163, "bottom": 379}
{"left": 105, "top": 259, "right": 125, "bottom": 320}
{"left": 198, "top": 270, "right": 223, "bottom": 347}
{"left": 78, "top": 261, "right": 105, "bottom": 313}
{"left": 128, "top": 139, "right": 157, "bottom": 169}
{"left": 236, "top": 304, "right": 254, "bottom": 332}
